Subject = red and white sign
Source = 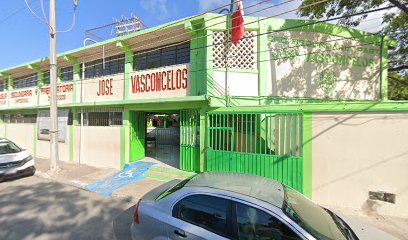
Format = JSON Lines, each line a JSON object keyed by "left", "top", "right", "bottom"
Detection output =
{"left": 129, "top": 64, "right": 189, "bottom": 100}
{"left": 9, "top": 87, "right": 38, "bottom": 108}
{"left": 39, "top": 83, "right": 74, "bottom": 105}
{"left": 0, "top": 92, "right": 7, "bottom": 107}
{"left": 81, "top": 73, "right": 124, "bottom": 103}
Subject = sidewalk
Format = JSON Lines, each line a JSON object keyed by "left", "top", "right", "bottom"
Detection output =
{"left": 34, "top": 158, "right": 407, "bottom": 239}
{"left": 34, "top": 158, "right": 182, "bottom": 202}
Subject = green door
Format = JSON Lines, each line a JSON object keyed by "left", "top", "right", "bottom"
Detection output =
{"left": 180, "top": 110, "right": 200, "bottom": 172}
{"left": 129, "top": 111, "right": 146, "bottom": 162}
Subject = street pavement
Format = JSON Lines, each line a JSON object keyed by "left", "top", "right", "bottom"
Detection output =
{"left": 0, "top": 175, "right": 135, "bottom": 240}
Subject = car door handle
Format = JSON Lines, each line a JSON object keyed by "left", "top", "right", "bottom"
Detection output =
{"left": 174, "top": 229, "right": 187, "bottom": 238}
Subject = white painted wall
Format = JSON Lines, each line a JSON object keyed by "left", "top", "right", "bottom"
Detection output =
{"left": 312, "top": 113, "right": 408, "bottom": 218}
{"left": 6, "top": 124, "right": 35, "bottom": 155}
{"left": 36, "top": 126, "right": 70, "bottom": 162}
{"left": 266, "top": 31, "right": 381, "bottom": 100}
{"left": 213, "top": 71, "right": 258, "bottom": 96}
{"left": 81, "top": 126, "right": 121, "bottom": 169}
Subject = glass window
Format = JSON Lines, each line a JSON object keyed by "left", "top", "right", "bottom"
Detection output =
{"left": 133, "top": 42, "right": 190, "bottom": 71}
{"left": 80, "top": 108, "right": 123, "bottom": 126}
{"left": 43, "top": 71, "right": 50, "bottom": 85}
{"left": 61, "top": 66, "right": 74, "bottom": 82}
{"left": 0, "top": 141, "right": 22, "bottom": 154}
{"left": 283, "top": 186, "right": 348, "bottom": 240}
{"left": 0, "top": 80, "right": 5, "bottom": 91}
{"left": 84, "top": 54, "right": 124, "bottom": 79}
{"left": 173, "top": 194, "right": 230, "bottom": 238}
{"left": 236, "top": 202, "right": 301, "bottom": 240}
{"left": 13, "top": 74, "right": 38, "bottom": 89}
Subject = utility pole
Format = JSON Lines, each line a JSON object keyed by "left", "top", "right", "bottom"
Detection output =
{"left": 49, "top": 0, "right": 59, "bottom": 171}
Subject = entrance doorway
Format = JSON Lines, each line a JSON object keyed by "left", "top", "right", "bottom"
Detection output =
{"left": 145, "top": 112, "right": 181, "bottom": 169}
{"left": 128, "top": 110, "right": 200, "bottom": 172}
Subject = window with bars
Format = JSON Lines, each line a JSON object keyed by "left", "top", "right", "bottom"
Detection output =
{"left": 61, "top": 66, "right": 74, "bottom": 82}
{"left": 80, "top": 108, "right": 123, "bottom": 126}
{"left": 208, "top": 113, "right": 302, "bottom": 157}
{"left": 84, "top": 54, "right": 125, "bottom": 79}
{"left": 133, "top": 42, "right": 190, "bottom": 71}
{"left": 3, "top": 114, "right": 37, "bottom": 124}
{"left": 13, "top": 74, "right": 38, "bottom": 89}
{"left": 43, "top": 71, "right": 50, "bottom": 85}
{"left": 0, "top": 80, "right": 4, "bottom": 91}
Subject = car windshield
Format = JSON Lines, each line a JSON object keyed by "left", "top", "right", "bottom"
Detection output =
{"left": 283, "top": 186, "right": 349, "bottom": 240}
{"left": 0, "top": 141, "right": 22, "bottom": 154}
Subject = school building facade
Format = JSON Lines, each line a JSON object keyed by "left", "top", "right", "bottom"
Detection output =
{"left": 1, "top": 13, "right": 407, "bottom": 217}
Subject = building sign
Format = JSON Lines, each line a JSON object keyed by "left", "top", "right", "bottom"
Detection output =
{"left": 37, "top": 110, "right": 68, "bottom": 142}
{"left": 129, "top": 64, "right": 189, "bottom": 100}
{"left": 0, "top": 92, "right": 7, "bottom": 107}
{"left": 267, "top": 31, "right": 381, "bottom": 100}
{"left": 81, "top": 73, "right": 124, "bottom": 103}
{"left": 39, "top": 83, "right": 74, "bottom": 105}
{"left": 8, "top": 87, "right": 38, "bottom": 108}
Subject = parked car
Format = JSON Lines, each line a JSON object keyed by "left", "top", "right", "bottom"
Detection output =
{"left": 130, "top": 172, "right": 397, "bottom": 240}
{"left": 0, "top": 138, "right": 35, "bottom": 182}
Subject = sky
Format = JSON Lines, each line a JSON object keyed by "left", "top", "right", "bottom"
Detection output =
{"left": 0, "top": 0, "right": 391, "bottom": 70}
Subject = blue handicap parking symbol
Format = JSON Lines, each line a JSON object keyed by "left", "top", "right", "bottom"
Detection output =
{"left": 85, "top": 161, "right": 155, "bottom": 196}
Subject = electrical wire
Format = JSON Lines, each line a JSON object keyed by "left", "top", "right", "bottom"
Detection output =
{"left": 2, "top": 2, "right": 400, "bottom": 79}
{"left": 0, "top": 0, "right": 38, "bottom": 25}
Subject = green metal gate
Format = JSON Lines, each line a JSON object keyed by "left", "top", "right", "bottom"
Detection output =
{"left": 180, "top": 110, "right": 200, "bottom": 172}
{"left": 129, "top": 111, "right": 146, "bottom": 162}
{"left": 206, "top": 112, "right": 303, "bottom": 192}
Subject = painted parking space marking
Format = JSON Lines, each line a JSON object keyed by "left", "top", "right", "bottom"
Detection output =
{"left": 85, "top": 161, "right": 155, "bottom": 196}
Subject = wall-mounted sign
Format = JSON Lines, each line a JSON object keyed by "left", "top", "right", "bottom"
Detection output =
{"left": 37, "top": 110, "right": 68, "bottom": 142}
{"left": 129, "top": 64, "right": 189, "bottom": 100}
{"left": 266, "top": 31, "right": 381, "bottom": 100}
{"left": 81, "top": 73, "right": 124, "bottom": 103}
{"left": 0, "top": 92, "right": 7, "bottom": 107}
{"left": 39, "top": 83, "right": 74, "bottom": 105}
{"left": 8, "top": 87, "right": 38, "bottom": 108}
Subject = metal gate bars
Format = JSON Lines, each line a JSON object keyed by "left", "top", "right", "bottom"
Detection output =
{"left": 180, "top": 110, "right": 200, "bottom": 172}
{"left": 206, "top": 112, "right": 303, "bottom": 192}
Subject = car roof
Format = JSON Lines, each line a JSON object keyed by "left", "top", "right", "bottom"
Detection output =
{"left": 185, "top": 172, "right": 285, "bottom": 208}
{"left": 0, "top": 138, "right": 10, "bottom": 143}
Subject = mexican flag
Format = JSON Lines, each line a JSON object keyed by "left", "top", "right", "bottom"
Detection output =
{"left": 231, "top": 0, "right": 245, "bottom": 45}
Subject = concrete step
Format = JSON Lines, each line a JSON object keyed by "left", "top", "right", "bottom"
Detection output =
{"left": 149, "top": 166, "right": 196, "bottom": 178}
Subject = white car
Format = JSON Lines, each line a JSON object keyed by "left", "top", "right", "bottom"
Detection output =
{"left": 0, "top": 138, "right": 35, "bottom": 181}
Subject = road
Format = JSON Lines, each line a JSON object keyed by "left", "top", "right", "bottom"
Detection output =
{"left": 0, "top": 175, "right": 135, "bottom": 240}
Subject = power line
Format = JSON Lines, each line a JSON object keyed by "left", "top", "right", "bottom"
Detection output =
{"left": 0, "top": 0, "right": 38, "bottom": 25}
{"left": 1, "top": 2, "right": 399, "bottom": 78}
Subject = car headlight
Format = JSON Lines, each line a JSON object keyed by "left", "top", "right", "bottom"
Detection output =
{"left": 21, "top": 156, "right": 33, "bottom": 164}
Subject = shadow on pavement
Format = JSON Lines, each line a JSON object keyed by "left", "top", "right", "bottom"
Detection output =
{"left": 0, "top": 176, "right": 134, "bottom": 240}
{"left": 113, "top": 205, "right": 135, "bottom": 240}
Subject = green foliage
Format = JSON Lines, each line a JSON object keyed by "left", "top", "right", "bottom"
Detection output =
{"left": 298, "top": 0, "right": 408, "bottom": 100}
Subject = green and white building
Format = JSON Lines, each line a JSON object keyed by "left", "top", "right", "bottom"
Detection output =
{"left": 1, "top": 14, "right": 407, "bottom": 217}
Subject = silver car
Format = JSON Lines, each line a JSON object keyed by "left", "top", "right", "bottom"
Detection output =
{"left": 130, "top": 172, "right": 397, "bottom": 240}
{"left": 0, "top": 138, "right": 35, "bottom": 182}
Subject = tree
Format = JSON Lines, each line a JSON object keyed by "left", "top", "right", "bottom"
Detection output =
{"left": 297, "top": 0, "right": 408, "bottom": 100}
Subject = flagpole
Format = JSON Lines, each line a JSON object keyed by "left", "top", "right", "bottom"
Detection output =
{"left": 225, "top": 0, "right": 234, "bottom": 107}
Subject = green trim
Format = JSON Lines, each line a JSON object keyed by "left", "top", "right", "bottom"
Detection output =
{"left": 120, "top": 106, "right": 130, "bottom": 169}
{"left": 33, "top": 124, "right": 37, "bottom": 157}
{"left": 73, "top": 63, "right": 81, "bottom": 104}
{"left": 144, "top": 172, "right": 174, "bottom": 182}
{"left": 199, "top": 108, "right": 207, "bottom": 172}
{"left": 212, "top": 68, "right": 258, "bottom": 74}
{"left": 123, "top": 50, "right": 133, "bottom": 100}
{"left": 258, "top": 25, "right": 268, "bottom": 104}
{"left": 70, "top": 107, "right": 78, "bottom": 162}
{"left": 149, "top": 167, "right": 195, "bottom": 177}
{"left": 380, "top": 37, "right": 389, "bottom": 101}
{"left": 302, "top": 113, "right": 312, "bottom": 198}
